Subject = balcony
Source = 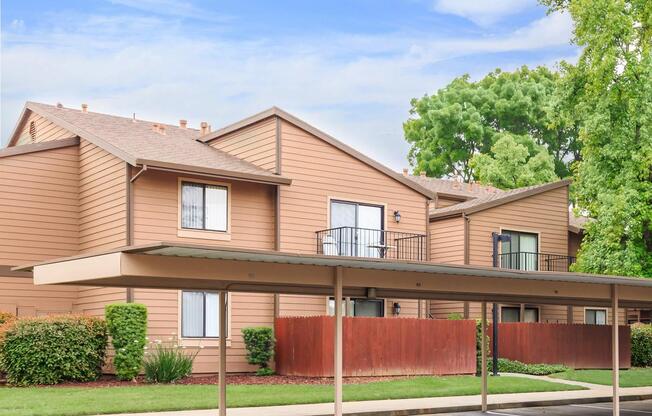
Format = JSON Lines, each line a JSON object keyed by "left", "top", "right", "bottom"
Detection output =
{"left": 496, "top": 252, "right": 576, "bottom": 272}
{"left": 316, "top": 226, "right": 427, "bottom": 261}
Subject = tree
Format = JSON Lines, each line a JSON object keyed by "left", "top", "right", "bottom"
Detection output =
{"left": 404, "top": 66, "right": 579, "bottom": 181}
{"left": 470, "top": 133, "right": 559, "bottom": 189}
{"left": 541, "top": 0, "right": 652, "bottom": 277}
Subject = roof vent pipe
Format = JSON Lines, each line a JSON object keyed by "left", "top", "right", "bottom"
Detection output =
{"left": 179, "top": 119, "right": 188, "bottom": 129}
{"left": 402, "top": 168, "right": 409, "bottom": 177}
{"left": 200, "top": 121, "right": 209, "bottom": 135}
{"left": 81, "top": 103, "right": 88, "bottom": 113}
{"left": 420, "top": 171, "right": 426, "bottom": 177}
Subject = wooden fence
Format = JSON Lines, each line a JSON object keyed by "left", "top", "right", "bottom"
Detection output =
{"left": 490, "top": 323, "right": 631, "bottom": 369}
{"left": 274, "top": 316, "right": 477, "bottom": 377}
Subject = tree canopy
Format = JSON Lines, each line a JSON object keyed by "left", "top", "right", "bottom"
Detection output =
{"left": 404, "top": 66, "right": 579, "bottom": 183}
{"left": 542, "top": 0, "right": 652, "bottom": 277}
{"left": 470, "top": 133, "right": 558, "bottom": 189}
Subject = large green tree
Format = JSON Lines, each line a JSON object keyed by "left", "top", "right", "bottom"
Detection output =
{"left": 542, "top": 0, "right": 652, "bottom": 277}
{"left": 404, "top": 66, "right": 579, "bottom": 182}
{"left": 470, "top": 133, "right": 558, "bottom": 189}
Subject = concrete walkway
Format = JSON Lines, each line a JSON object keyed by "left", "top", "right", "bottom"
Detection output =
{"left": 499, "top": 373, "right": 608, "bottom": 390}
{"left": 108, "top": 386, "right": 652, "bottom": 416}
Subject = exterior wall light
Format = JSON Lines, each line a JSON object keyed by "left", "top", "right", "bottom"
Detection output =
{"left": 393, "top": 210, "right": 401, "bottom": 223}
{"left": 393, "top": 302, "right": 401, "bottom": 316}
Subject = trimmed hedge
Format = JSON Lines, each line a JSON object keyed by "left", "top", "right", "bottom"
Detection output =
{"left": 631, "top": 323, "right": 652, "bottom": 367}
{"left": 242, "top": 327, "right": 275, "bottom": 375}
{"left": 106, "top": 303, "right": 148, "bottom": 380}
{"left": 0, "top": 315, "right": 107, "bottom": 386}
{"left": 488, "top": 358, "right": 568, "bottom": 375}
{"left": 0, "top": 311, "right": 15, "bottom": 325}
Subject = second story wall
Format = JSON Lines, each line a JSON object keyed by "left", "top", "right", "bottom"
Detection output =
{"left": 132, "top": 170, "right": 276, "bottom": 250}
{"left": 0, "top": 145, "right": 80, "bottom": 265}
{"left": 13, "top": 112, "right": 74, "bottom": 146}
{"left": 468, "top": 186, "right": 569, "bottom": 267}
{"left": 209, "top": 117, "right": 277, "bottom": 173}
{"left": 278, "top": 119, "right": 428, "bottom": 254}
{"left": 429, "top": 216, "right": 465, "bottom": 265}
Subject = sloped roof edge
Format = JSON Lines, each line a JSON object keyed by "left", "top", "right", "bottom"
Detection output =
{"left": 200, "top": 107, "right": 435, "bottom": 199}
{"left": 430, "top": 179, "right": 572, "bottom": 220}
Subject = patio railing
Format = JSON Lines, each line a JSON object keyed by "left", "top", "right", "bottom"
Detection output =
{"left": 496, "top": 251, "right": 577, "bottom": 272}
{"left": 315, "top": 226, "right": 427, "bottom": 261}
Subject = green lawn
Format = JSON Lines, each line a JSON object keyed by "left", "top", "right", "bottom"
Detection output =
{"left": 551, "top": 367, "right": 652, "bottom": 388}
{"left": 0, "top": 376, "right": 583, "bottom": 416}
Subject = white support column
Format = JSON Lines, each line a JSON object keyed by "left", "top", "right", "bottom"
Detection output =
{"left": 219, "top": 291, "right": 228, "bottom": 416}
{"left": 334, "top": 267, "right": 343, "bottom": 416}
{"left": 481, "top": 301, "right": 488, "bottom": 413}
{"left": 612, "top": 284, "right": 619, "bottom": 416}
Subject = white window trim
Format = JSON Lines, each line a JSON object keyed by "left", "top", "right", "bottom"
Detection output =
{"left": 177, "top": 177, "right": 232, "bottom": 241}
{"left": 177, "top": 290, "right": 232, "bottom": 347}
{"left": 584, "top": 307, "right": 609, "bottom": 325}
{"left": 326, "top": 196, "right": 389, "bottom": 230}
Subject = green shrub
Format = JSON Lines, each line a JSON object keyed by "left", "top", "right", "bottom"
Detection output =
{"left": 488, "top": 358, "right": 568, "bottom": 375}
{"left": 475, "top": 319, "right": 489, "bottom": 375}
{"left": 447, "top": 312, "right": 463, "bottom": 320}
{"left": 631, "top": 323, "right": 652, "bottom": 367}
{"left": 242, "top": 327, "right": 275, "bottom": 375}
{"left": 143, "top": 335, "right": 199, "bottom": 383}
{"left": 0, "top": 311, "right": 15, "bottom": 325}
{"left": 105, "top": 303, "right": 147, "bottom": 380}
{"left": 0, "top": 315, "right": 107, "bottom": 386}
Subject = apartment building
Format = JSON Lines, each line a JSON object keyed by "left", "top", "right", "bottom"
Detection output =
{"left": 0, "top": 101, "right": 645, "bottom": 374}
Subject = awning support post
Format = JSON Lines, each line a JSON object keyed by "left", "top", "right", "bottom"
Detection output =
{"left": 334, "top": 266, "right": 343, "bottom": 416}
{"left": 612, "top": 284, "right": 619, "bottom": 416}
{"left": 219, "top": 291, "right": 228, "bottom": 416}
{"left": 481, "top": 301, "right": 488, "bottom": 412}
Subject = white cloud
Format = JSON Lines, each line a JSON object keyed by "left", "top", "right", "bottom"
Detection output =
{"left": 433, "top": 0, "right": 538, "bottom": 26}
{"left": 1, "top": 9, "right": 576, "bottom": 169}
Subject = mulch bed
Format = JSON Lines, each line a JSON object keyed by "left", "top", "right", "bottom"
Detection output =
{"left": 47, "top": 374, "right": 410, "bottom": 388}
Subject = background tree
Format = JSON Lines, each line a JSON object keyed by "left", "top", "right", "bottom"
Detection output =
{"left": 404, "top": 66, "right": 579, "bottom": 182}
{"left": 542, "top": 0, "right": 652, "bottom": 277}
{"left": 470, "top": 133, "right": 558, "bottom": 189}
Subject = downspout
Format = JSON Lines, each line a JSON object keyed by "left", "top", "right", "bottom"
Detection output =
{"left": 126, "top": 164, "right": 147, "bottom": 303}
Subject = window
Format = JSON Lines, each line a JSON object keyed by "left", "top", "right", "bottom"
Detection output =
{"left": 181, "top": 182, "right": 228, "bottom": 232}
{"left": 585, "top": 308, "right": 607, "bottom": 325}
{"left": 328, "top": 298, "right": 385, "bottom": 317}
{"left": 181, "top": 291, "right": 225, "bottom": 338}
{"left": 501, "top": 230, "right": 539, "bottom": 271}
{"left": 501, "top": 305, "right": 539, "bottom": 323}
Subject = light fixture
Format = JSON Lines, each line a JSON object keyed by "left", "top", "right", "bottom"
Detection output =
{"left": 393, "top": 302, "right": 401, "bottom": 316}
{"left": 393, "top": 210, "right": 401, "bottom": 223}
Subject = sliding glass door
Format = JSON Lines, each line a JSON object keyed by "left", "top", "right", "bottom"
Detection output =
{"left": 330, "top": 200, "right": 383, "bottom": 257}
{"left": 501, "top": 230, "right": 538, "bottom": 271}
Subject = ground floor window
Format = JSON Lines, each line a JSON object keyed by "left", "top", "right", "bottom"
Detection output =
{"left": 500, "top": 305, "right": 539, "bottom": 323}
{"left": 181, "top": 291, "right": 226, "bottom": 338}
{"left": 585, "top": 308, "right": 607, "bottom": 325}
{"left": 328, "top": 298, "right": 385, "bottom": 317}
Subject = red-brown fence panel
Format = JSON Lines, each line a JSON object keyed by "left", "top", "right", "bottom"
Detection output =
{"left": 489, "top": 323, "right": 631, "bottom": 369}
{"left": 274, "top": 316, "right": 477, "bottom": 377}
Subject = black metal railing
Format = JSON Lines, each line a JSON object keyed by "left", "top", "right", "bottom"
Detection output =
{"left": 316, "top": 227, "right": 427, "bottom": 261}
{"left": 496, "top": 252, "right": 576, "bottom": 272}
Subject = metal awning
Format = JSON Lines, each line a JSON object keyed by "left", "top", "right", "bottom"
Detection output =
{"left": 16, "top": 242, "right": 652, "bottom": 309}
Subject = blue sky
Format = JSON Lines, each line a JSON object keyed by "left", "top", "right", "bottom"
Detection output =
{"left": 1, "top": 0, "right": 578, "bottom": 169}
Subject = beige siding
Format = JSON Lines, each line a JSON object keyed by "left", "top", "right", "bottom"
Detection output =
{"left": 436, "top": 197, "right": 464, "bottom": 208}
{"left": 0, "top": 276, "right": 78, "bottom": 317}
{"left": 14, "top": 112, "right": 74, "bottom": 146}
{"left": 468, "top": 186, "right": 570, "bottom": 267}
{"left": 0, "top": 145, "right": 80, "bottom": 264}
{"left": 279, "top": 120, "right": 428, "bottom": 254}
{"left": 430, "top": 301, "right": 466, "bottom": 319}
{"left": 132, "top": 170, "right": 275, "bottom": 250}
{"left": 209, "top": 117, "right": 277, "bottom": 172}
{"left": 78, "top": 140, "right": 127, "bottom": 252}
{"left": 429, "top": 216, "right": 465, "bottom": 265}
{"left": 135, "top": 289, "right": 274, "bottom": 373}
{"left": 279, "top": 295, "right": 326, "bottom": 316}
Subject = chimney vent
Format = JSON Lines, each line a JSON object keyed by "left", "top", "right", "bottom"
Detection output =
{"left": 56, "top": 102, "right": 63, "bottom": 109}
{"left": 419, "top": 171, "right": 426, "bottom": 177}
{"left": 179, "top": 119, "right": 188, "bottom": 129}
{"left": 152, "top": 123, "right": 159, "bottom": 132}
{"left": 81, "top": 103, "right": 88, "bottom": 113}
{"left": 200, "top": 122, "right": 209, "bottom": 135}
{"left": 158, "top": 125, "right": 166, "bottom": 135}
{"left": 402, "top": 168, "right": 408, "bottom": 177}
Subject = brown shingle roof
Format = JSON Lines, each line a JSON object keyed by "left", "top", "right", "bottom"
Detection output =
{"left": 569, "top": 214, "right": 589, "bottom": 233}
{"left": 14, "top": 102, "right": 291, "bottom": 185}
{"left": 429, "top": 179, "right": 571, "bottom": 219}
{"left": 407, "top": 175, "right": 502, "bottom": 199}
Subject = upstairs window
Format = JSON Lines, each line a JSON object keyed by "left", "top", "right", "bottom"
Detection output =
{"left": 181, "top": 182, "right": 228, "bottom": 232}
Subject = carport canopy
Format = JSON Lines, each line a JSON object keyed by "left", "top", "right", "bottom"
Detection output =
{"left": 15, "top": 242, "right": 652, "bottom": 416}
